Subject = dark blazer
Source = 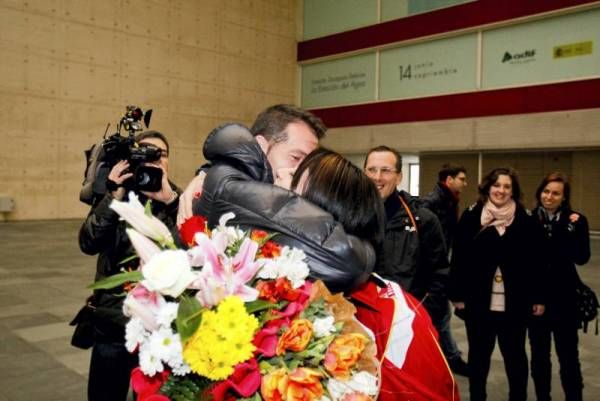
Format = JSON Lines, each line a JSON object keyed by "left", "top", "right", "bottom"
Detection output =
{"left": 449, "top": 202, "right": 546, "bottom": 321}
{"left": 377, "top": 190, "right": 448, "bottom": 303}
{"left": 421, "top": 182, "right": 459, "bottom": 248}
{"left": 533, "top": 206, "right": 590, "bottom": 318}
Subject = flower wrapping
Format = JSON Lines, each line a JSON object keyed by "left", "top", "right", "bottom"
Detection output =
{"left": 90, "top": 193, "right": 380, "bottom": 401}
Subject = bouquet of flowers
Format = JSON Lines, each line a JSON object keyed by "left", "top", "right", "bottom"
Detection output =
{"left": 91, "top": 193, "right": 380, "bottom": 401}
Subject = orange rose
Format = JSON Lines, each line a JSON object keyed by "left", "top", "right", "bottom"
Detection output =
{"left": 341, "top": 392, "right": 373, "bottom": 401}
{"left": 261, "top": 368, "right": 288, "bottom": 401}
{"left": 276, "top": 319, "right": 313, "bottom": 355}
{"left": 251, "top": 230, "right": 269, "bottom": 242}
{"left": 324, "top": 333, "right": 368, "bottom": 379}
{"left": 286, "top": 368, "right": 324, "bottom": 401}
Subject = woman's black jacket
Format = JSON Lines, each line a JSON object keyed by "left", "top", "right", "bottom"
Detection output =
{"left": 192, "top": 125, "right": 376, "bottom": 294}
{"left": 79, "top": 189, "right": 179, "bottom": 342}
{"left": 533, "top": 205, "right": 590, "bottom": 318}
{"left": 449, "top": 202, "right": 546, "bottom": 321}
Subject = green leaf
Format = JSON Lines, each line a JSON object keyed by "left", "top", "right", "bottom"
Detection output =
{"left": 176, "top": 294, "right": 203, "bottom": 343}
{"left": 88, "top": 271, "right": 143, "bottom": 290}
{"left": 119, "top": 254, "right": 139, "bottom": 265}
{"left": 245, "top": 299, "right": 286, "bottom": 314}
{"left": 144, "top": 199, "right": 153, "bottom": 216}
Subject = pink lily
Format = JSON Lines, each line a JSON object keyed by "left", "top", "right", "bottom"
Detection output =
{"left": 123, "top": 283, "right": 166, "bottom": 331}
{"left": 191, "top": 234, "right": 263, "bottom": 307}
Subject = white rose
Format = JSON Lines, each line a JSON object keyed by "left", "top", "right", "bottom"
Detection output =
{"left": 313, "top": 316, "right": 336, "bottom": 338}
{"left": 278, "top": 247, "right": 309, "bottom": 288}
{"left": 347, "top": 371, "right": 379, "bottom": 395}
{"left": 257, "top": 259, "right": 279, "bottom": 280}
{"left": 142, "top": 250, "right": 197, "bottom": 298}
{"left": 326, "top": 378, "right": 348, "bottom": 401}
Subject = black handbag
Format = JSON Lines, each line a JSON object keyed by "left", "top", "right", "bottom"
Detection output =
{"left": 575, "top": 281, "right": 599, "bottom": 334}
{"left": 69, "top": 295, "right": 96, "bottom": 349}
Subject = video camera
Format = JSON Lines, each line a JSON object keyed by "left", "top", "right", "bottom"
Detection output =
{"left": 80, "top": 105, "right": 164, "bottom": 206}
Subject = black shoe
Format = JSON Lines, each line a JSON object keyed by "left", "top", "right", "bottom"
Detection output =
{"left": 448, "top": 357, "right": 469, "bottom": 377}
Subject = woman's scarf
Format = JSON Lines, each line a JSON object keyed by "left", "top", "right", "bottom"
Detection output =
{"left": 481, "top": 199, "right": 516, "bottom": 236}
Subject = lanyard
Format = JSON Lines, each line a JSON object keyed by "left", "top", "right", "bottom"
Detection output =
{"left": 398, "top": 195, "right": 418, "bottom": 233}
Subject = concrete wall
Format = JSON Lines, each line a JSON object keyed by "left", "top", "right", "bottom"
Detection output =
{"left": 0, "top": 0, "right": 298, "bottom": 220}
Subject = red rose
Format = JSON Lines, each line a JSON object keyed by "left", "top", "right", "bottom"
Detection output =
{"left": 130, "top": 367, "right": 170, "bottom": 401}
{"left": 211, "top": 359, "right": 261, "bottom": 401}
{"left": 259, "top": 240, "right": 282, "bottom": 258}
{"left": 179, "top": 216, "right": 208, "bottom": 246}
{"left": 257, "top": 278, "right": 300, "bottom": 303}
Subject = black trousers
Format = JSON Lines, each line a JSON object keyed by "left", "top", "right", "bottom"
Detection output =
{"left": 88, "top": 342, "right": 138, "bottom": 401}
{"left": 466, "top": 312, "right": 529, "bottom": 401}
{"left": 528, "top": 315, "right": 583, "bottom": 401}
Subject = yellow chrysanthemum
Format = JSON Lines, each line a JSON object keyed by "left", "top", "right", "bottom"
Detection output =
{"left": 183, "top": 296, "right": 259, "bottom": 380}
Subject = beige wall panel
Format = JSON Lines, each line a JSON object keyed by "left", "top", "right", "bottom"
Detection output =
{"left": 217, "top": 86, "right": 259, "bottom": 122}
{"left": 259, "top": 33, "right": 296, "bottom": 64}
{"left": 217, "top": 53, "right": 259, "bottom": 91}
{"left": 220, "top": 22, "right": 257, "bottom": 59}
{"left": 0, "top": 47, "right": 26, "bottom": 93}
{"left": 257, "top": 63, "right": 295, "bottom": 97}
{"left": 571, "top": 150, "right": 600, "bottom": 230}
{"left": 0, "top": 93, "right": 27, "bottom": 137}
{"left": 1, "top": 0, "right": 297, "bottom": 221}
{"left": 24, "top": 12, "right": 60, "bottom": 57}
{"left": 61, "top": 61, "right": 93, "bottom": 101}
{"left": 1, "top": 7, "right": 27, "bottom": 45}
{"left": 124, "top": 0, "right": 171, "bottom": 40}
{"left": 121, "top": 35, "right": 157, "bottom": 73}
{"left": 172, "top": 45, "right": 203, "bottom": 82}
{"left": 88, "top": 65, "right": 120, "bottom": 104}
{"left": 21, "top": 96, "right": 61, "bottom": 138}
{"left": 63, "top": 23, "right": 101, "bottom": 61}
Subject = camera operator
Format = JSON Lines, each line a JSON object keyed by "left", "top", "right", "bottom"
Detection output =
{"left": 78, "top": 130, "right": 179, "bottom": 401}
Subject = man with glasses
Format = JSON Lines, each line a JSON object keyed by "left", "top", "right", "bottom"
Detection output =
{"left": 364, "top": 145, "right": 449, "bottom": 356}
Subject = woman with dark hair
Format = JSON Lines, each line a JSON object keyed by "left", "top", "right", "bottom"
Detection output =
{"left": 290, "top": 147, "right": 384, "bottom": 244}
{"left": 528, "top": 172, "right": 590, "bottom": 401}
{"left": 449, "top": 167, "right": 546, "bottom": 401}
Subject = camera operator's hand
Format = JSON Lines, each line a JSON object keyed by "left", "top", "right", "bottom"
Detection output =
{"left": 176, "top": 171, "right": 206, "bottom": 228}
{"left": 141, "top": 164, "right": 177, "bottom": 205}
{"left": 108, "top": 160, "right": 133, "bottom": 200}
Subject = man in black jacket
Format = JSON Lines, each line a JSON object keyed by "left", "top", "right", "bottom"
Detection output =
{"left": 422, "top": 164, "right": 469, "bottom": 376}
{"left": 79, "top": 131, "right": 180, "bottom": 401}
{"left": 364, "top": 146, "right": 451, "bottom": 357}
{"left": 177, "top": 104, "right": 325, "bottom": 225}
{"left": 193, "top": 123, "right": 377, "bottom": 293}
{"left": 422, "top": 164, "right": 467, "bottom": 248}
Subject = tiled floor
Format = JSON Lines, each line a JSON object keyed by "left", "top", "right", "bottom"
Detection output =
{"left": 0, "top": 219, "right": 598, "bottom": 400}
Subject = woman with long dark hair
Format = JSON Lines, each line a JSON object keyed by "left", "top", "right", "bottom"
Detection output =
{"left": 449, "top": 167, "right": 546, "bottom": 401}
{"left": 528, "top": 172, "right": 590, "bottom": 401}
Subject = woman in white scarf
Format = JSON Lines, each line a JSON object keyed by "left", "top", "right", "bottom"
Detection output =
{"left": 449, "top": 167, "right": 546, "bottom": 401}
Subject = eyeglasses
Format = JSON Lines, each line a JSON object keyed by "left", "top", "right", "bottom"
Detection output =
{"left": 365, "top": 167, "right": 398, "bottom": 176}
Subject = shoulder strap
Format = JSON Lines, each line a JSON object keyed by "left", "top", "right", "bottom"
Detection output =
{"left": 398, "top": 194, "right": 418, "bottom": 233}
